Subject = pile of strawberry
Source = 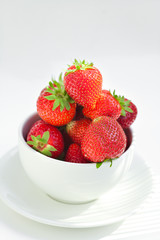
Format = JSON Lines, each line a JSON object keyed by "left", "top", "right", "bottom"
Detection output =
{"left": 27, "top": 59, "right": 137, "bottom": 168}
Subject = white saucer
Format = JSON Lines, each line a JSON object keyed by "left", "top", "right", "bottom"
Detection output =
{"left": 0, "top": 148, "right": 153, "bottom": 228}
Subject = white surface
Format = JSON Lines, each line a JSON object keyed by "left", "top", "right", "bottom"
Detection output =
{"left": 0, "top": 0, "right": 160, "bottom": 239}
{"left": 0, "top": 148, "right": 152, "bottom": 228}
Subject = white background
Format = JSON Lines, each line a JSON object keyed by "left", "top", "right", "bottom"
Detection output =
{"left": 0, "top": 0, "right": 160, "bottom": 239}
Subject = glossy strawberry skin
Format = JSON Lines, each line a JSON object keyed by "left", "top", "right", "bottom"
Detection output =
{"left": 65, "top": 143, "right": 89, "bottom": 163}
{"left": 66, "top": 118, "right": 91, "bottom": 145}
{"left": 83, "top": 90, "right": 121, "bottom": 120}
{"left": 117, "top": 100, "right": 137, "bottom": 129}
{"left": 37, "top": 88, "right": 76, "bottom": 126}
{"left": 27, "top": 120, "right": 64, "bottom": 158}
{"left": 64, "top": 65, "right": 102, "bottom": 109}
{"left": 81, "top": 116, "right": 127, "bottom": 163}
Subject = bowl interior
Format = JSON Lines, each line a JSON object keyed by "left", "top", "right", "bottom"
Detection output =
{"left": 124, "top": 128, "right": 133, "bottom": 151}
{"left": 22, "top": 113, "right": 41, "bottom": 141}
{"left": 21, "top": 112, "right": 133, "bottom": 157}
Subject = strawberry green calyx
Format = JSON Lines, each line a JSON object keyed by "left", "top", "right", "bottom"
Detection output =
{"left": 96, "top": 156, "right": 119, "bottom": 168}
{"left": 27, "top": 131, "right": 56, "bottom": 157}
{"left": 96, "top": 159, "right": 113, "bottom": 169}
{"left": 111, "top": 90, "right": 133, "bottom": 116}
{"left": 44, "top": 73, "right": 74, "bottom": 112}
{"left": 65, "top": 59, "right": 94, "bottom": 76}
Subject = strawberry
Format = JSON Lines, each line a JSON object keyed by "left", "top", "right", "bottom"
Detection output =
{"left": 27, "top": 120, "right": 64, "bottom": 158}
{"left": 64, "top": 59, "right": 102, "bottom": 109}
{"left": 81, "top": 116, "right": 127, "bottom": 163}
{"left": 83, "top": 90, "right": 121, "bottom": 120}
{"left": 83, "top": 90, "right": 133, "bottom": 120}
{"left": 66, "top": 118, "right": 91, "bottom": 145}
{"left": 37, "top": 73, "right": 76, "bottom": 126}
{"left": 65, "top": 143, "right": 89, "bottom": 163}
{"left": 117, "top": 99, "right": 137, "bottom": 128}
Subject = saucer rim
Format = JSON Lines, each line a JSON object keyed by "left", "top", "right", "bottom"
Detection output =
{"left": 0, "top": 147, "right": 153, "bottom": 228}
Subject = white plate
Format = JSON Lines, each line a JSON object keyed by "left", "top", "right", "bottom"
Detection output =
{"left": 0, "top": 148, "right": 153, "bottom": 228}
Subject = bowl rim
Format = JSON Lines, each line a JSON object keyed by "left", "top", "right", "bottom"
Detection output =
{"left": 18, "top": 112, "right": 136, "bottom": 167}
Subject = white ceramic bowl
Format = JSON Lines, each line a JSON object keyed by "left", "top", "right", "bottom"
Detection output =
{"left": 18, "top": 112, "right": 135, "bottom": 204}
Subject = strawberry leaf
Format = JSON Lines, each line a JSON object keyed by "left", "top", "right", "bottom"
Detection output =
{"left": 60, "top": 105, "right": 63, "bottom": 112}
{"left": 65, "top": 69, "right": 77, "bottom": 76}
{"left": 42, "top": 149, "right": 52, "bottom": 157}
{"left": 96, "top": 162, "right": 103, "bottom": 169}
{"left": 31, "top": 135, "right": 37, "bottom": 142}
{"left": 69, "top": 99, "right": 75, "bottom": 103}
{"left": 27, "top": 131, "right": 57, "bottom": 157}
{"left": 45, "top": 95, "right": 57, "bottom": 100}
{"left": 47, "top": 145, "right": 57, "bottom": 152}
{"left": 45, "top": 87, "right": 55, "bottom": 94}
{"left": 111, "top": 90, "right": 133, "bottom": 116}
{"left": 124, "top": 100, "right": 130, "bottom": 106}
{"left": 49, "top": 81, "right": 55, "bottom": 89}
{"left": 125, "top": 106, "right": 133, "bottom": 113}
{"left": 52, "top": 80, "right": 61, "bottom": 91}
{"left": 44, "top": 73, "right": 74, "bottom": 112}
{"left": 59, "top": 99, "right": 65, "bottom": 112}
{"left": 59, "top": 72, "right": 63, "bottom": 84}
{"left": 64, "top": 101, "right": 71, "bottom": 111}
{"left": 27, "top": 141, "right": 34, "bottom": 146}
{"left": 96, "top": 158, "right": 114, "bottom": 169}
{"left": 65, "top": 59, "right": 94, "bottom": 75}
{"left": 52, "top": 99, "right": 60, "bottom": 110}
{"left": 36, "top": 135, "right": 42, "bottom": 141}
{"left": 42, "top": 131, "right": 50, "bottom": 144}
{"left": 121, "top": 109, "right": 126, "bottom": 116}
{"left": 109, "top": 159, "right": 113, "bottom": 167}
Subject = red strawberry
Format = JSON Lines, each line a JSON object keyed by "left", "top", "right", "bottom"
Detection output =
{"left": 65, "top": 143, "right": 89, "bottom": 163}
{"left": 83, "top": 90, "right": 133, "bottom": 120}
{"left": 83, "top": 90, "right": 121, "bottom": 120}
{"left": 66, "top": 118, "right": 91, "bottom": 145}
{"left": 37, "top": 73, "right": 76, "bottom": 126}
{"left": 117, "top": 99, "right": 137, "bottom": 128}
{"left": 81, "top": 116, "right": 127, "bottom": 163}
{"left": 64, "top": 59, "right": 102, "bottom": 109}
{"left": 27, "top": 120, "right": 64, "bottom": 158}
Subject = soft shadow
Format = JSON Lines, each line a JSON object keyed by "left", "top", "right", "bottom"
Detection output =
{"left": 0, "top": 199, "right": 123, "bottom": 240}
